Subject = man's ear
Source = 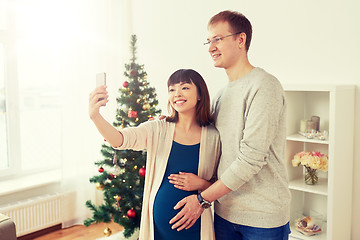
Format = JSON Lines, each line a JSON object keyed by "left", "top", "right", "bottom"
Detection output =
{"left": 238, "top": 32, "right": 246, "bottom": 49}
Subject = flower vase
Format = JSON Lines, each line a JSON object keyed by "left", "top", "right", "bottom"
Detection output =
{"left": 304, "top": 166, "right": 318, "bottom": 185}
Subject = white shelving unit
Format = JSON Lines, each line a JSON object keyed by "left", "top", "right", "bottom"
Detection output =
{"left": 283, "top": 84, "right": 355, "bottom": 240}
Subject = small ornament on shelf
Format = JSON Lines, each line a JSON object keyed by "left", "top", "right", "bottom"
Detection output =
{"left": 295, "top": 216, "right": 322, "bottom": 236}
{"left": 292, "top": 151, "right": 328, "bottom": 185}
{"left": 298, "top": 116, "right": 328, "bottom": 140}
{"left": 298, "top": 129, "right": 328, "bottom": 141}
{"left": 311, "top": 116, "right": 320, "bottom": 131}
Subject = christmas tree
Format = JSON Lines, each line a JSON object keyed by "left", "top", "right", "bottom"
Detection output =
{"left": 84, "top": 35, "right": 161, "bottom": 238}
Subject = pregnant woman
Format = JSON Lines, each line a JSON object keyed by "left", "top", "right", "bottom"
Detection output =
{"left": 89, "top": 69, "right": 220, "bottom": 240}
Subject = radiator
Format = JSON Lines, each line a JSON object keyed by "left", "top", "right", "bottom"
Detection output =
{"left": 0, "top": 193, "right": 62, "bottom": 237}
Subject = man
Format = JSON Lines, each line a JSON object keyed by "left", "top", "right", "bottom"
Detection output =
{"left": 169, "top": 10, "right": 291, "bottom": 239}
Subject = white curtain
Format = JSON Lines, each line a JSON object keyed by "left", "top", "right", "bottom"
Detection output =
{"left": 55, "top": 0, "right": 132, "bottom": 227}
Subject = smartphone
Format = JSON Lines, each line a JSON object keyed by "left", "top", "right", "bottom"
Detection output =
{"left": 96, "top": 72, "right": 106, "bottom": 106}
{"left": 96, "top": 72, "right": 106, "bottom": 87}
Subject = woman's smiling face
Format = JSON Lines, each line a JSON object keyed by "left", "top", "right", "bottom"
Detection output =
{"left": 168, "top": 80, "right": 199, "bottom": 115}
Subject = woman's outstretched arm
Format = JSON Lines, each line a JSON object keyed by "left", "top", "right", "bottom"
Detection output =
{"left": 89, "top": 85, "right": 123, "bottom": 148}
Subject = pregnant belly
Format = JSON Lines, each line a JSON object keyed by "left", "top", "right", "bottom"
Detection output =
{"left": 153, "top": 182, "right": 199, "bottom": 236}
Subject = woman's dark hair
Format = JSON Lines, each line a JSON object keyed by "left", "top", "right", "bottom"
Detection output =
{"left": 166, "top": 69, "right": 213, "bottom": 126}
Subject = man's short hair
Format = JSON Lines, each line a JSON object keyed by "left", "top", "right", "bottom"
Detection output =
{"left": 208, "top": 10, "right": 252, "bottom": 52}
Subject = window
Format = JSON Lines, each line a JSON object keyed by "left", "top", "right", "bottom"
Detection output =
{"left": 0, "top": 0, "right": 62, "bottom": 179}
{"left": 0, "top": 43, "right": 8, "bottom": 171}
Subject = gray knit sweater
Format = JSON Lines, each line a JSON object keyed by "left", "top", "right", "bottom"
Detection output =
{"left": 212, "top": 67, "right": 291, "bottom": 228}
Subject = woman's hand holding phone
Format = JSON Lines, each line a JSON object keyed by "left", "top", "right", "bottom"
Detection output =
{"left": 89, "top": 73, "right": 108, "bottom": 119}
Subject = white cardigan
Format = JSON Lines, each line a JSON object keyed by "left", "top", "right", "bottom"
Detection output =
{"left": 115, "top": 119, "right": 221, "bottom": 240}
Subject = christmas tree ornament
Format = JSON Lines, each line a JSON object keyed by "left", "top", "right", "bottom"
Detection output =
{"left": 128, "top": 110, "right": 137, "bottom": 118}
{"left": 98, "top": 167, "right": 104, "bottom": 173}
{"left": 127, "top": 209, "right": 136, "bottom": 218}
{"left": 104, "top": 227, "right": 112, "bottom": 237}
{"left": 139, "top": 167, "right": 146, "bottom": 177}
{"left": 109, "top": 173, "right": 115, "bottom": 179}
{"left": 112, "top": 151, "right": 117, "bottom": 165}
{"left": 114, "top": 195, "right": 121, "bottom": 202}
{"left": 142, "top": 102, "right": 150, "bottom": 110}
{"left": 122, "top": 81, "right": 129, "bottom": 88}
{"left": 136, "top": 98, "right": 141, "bottom": 103}
{"left": 134, "top": 165, "right": 138, "bottom": 170}
{"left": 112, "top": 165, "right": 122, "bottom": 175}
{"left": 130, "top": 70, "right": 137, "bottom": 76}
{"left": 119, "top": 158, "right": 127, "bottom": 167}
{"left": 96, "top": 182, "right": 104, "bottom": 190}
{"left": 114, "top": 195, "right": 122, "bottom": 212}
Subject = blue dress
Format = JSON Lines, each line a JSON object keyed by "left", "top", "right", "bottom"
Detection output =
{"left": 153, "top": 141, "right": 201, "bottom": 240}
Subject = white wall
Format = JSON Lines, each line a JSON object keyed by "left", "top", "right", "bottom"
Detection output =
{"left": 127, "top": 0, "right": 360, "bottom": 238}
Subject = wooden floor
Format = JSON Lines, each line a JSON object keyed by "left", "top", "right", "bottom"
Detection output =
{"left": 32, "top": 222, "right": 124, "bottom": 240}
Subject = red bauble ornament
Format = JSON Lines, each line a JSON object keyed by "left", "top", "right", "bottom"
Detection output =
{"left": 109, "top": 173, "right": 115, "bottom": 180}
{"left": 127, "top": 209, "right": 136, "bottom": 218}
{"left": 122, "top": 81, "right": 129, "bottom": 88}
{"left": 128, "top": 110, "right": 137, "bottom": 118}
{"left": 98, "top": 167, "right": 104, "bottom": 173}
{"left": 139, "top": 167, "right": 146, "bottom": 177}
{"left": 130, "top": 70, "right": 137, "bottom": 76}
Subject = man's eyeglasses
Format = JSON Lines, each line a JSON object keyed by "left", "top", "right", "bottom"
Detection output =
{"left": 203, "top": 32, "right": 242, "bottom": 45}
